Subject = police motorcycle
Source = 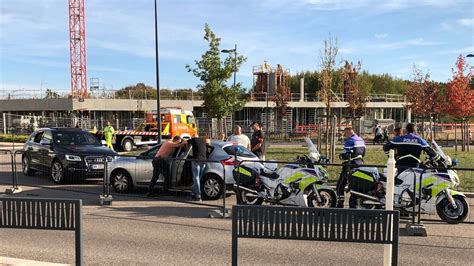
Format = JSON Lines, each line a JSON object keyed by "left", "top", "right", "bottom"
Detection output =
{"left": 232, "top": 138, "right": 337, "bottom": 208}
{"left": 347, "top": 140, "right": 469, "bottom": 223}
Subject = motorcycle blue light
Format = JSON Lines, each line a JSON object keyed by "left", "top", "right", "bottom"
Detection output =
{"left": 452, "top": 159, "right": 459, "bottom": 166}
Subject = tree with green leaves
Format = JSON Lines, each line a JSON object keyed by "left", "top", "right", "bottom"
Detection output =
{"left": 186, "top": 24, "right": 247, "bottom": 136}
{"left": 115, "top": 83, "right": 157, "bottom": 99}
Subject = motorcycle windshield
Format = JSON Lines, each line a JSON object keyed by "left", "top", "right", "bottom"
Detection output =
{"left": 304, "top": 137, "right": 320, "bottom": 160}
{"left": 431, "top": 140, "right": 448, "bottom": 162}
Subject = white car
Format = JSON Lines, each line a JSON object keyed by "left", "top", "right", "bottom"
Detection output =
{"left": 108, "top": 140, "right": 260, "bottom": 200}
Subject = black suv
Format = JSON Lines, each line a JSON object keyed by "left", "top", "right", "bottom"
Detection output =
{"left": 22, "top": 128, "right": 117, "bottom": 183}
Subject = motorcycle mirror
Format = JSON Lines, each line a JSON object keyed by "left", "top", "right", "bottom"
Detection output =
{"left": 309, "top": 152, "right": 320, "bottom": 161}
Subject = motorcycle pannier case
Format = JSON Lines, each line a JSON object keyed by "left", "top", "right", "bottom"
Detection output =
{"left": 233, "top": 165, "right": 259, "bottom": 186}
{"left": 348, "top": 168, "right": 378, "bottom": 193}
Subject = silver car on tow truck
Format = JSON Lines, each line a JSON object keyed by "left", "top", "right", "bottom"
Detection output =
{"left": 108, "top": 141, "right": 260, "bottom": 200}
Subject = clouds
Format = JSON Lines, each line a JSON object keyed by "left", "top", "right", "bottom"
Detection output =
{"left": 457, "top": 18, "right": 474, "bottom": 27}
{"left": 299, "top": 0, "right": 463, "bottom": 11}
{"left": 375, "top": 33, "right": 388, "bottom": 39}
{"left": 0, "top": 0, "right": 472, "bottom": 90}
{"left": 441, "top": 18, "right": 474, "bottom": 31}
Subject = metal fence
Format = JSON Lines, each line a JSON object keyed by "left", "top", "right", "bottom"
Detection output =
{"left": 0, "top": 148, "right": 472, "bottom": 224}
{"left": 0, "top": 196, "right": 83, "bottom": 266}
{"left": 1, "top": 113, "right": 146, "bottom": 135}
{"left": 232, "top": 205, "right": 400, "bottom": 265}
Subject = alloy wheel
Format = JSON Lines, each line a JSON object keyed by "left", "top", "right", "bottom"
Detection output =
{"left": 22, "top": 156, "right": 29, "bottom": 174}
{"left": 51, "top": 162, "right": 63, "bottom": 183}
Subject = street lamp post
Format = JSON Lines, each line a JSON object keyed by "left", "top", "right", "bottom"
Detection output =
{"left": 221, "top": 44, "right": 237, "bottom": 131}
{"left": 154, "top": 0, "right": 162, "bottom": 144}
{"left": 266, "top": 73, "right": 269, "bottom": 138}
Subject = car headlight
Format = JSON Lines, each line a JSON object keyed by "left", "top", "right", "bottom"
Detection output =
{"left": 65, "top": 154, "right": 82, "bottom": 161}
{"left": 106, "top": 156, "right": 118, "bottom": 162}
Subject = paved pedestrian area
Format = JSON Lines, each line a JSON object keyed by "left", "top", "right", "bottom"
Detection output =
{"left": 1, "top": 183, "right": 473, "bottom": 265}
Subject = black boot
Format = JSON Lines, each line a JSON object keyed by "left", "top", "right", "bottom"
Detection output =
{"left": 336, "top": 196, "right": 345, "bottom": 208}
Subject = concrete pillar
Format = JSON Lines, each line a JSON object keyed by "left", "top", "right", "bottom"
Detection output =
{"left": 407, "top": 108, "right": 412, "bottom": 123}
{"left": 299, "top": 78, "right": 304, "bottom": 102}
{"left": 2, "top": 113, "right": 6, "bottom": 134}
{"left": 383, "top": 149, "right": 396, "bottom": 266}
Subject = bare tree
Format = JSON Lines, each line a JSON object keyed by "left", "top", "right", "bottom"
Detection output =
{"left": 319, "top": 35, "right": 338, "bottom": 159}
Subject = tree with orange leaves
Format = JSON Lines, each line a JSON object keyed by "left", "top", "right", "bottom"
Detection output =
{"left": 445, "top": 55, "right": 474, "bottom": 151}
{"left": 446, "top": 55, "right": 474, "bottom": 118}
{"left": 405, "top": 66, "right": 444, "bottom": 122}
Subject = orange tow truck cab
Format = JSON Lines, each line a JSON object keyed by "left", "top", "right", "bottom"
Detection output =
{"left": 94, "top": 108, "right": 198, "bottom": 152}
{"left": 146, "top": 108, "right": 198, "bottom": 139}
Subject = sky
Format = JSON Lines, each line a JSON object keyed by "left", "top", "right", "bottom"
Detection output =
{"left": 0, "top": 0, "right": 473, "bottom": 95}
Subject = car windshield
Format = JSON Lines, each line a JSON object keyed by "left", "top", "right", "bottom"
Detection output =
{"left": 53, "top": 131, "right": 101, "bottom": 146}
{"left": 223, "top": 144, "right": 255, "bottom": 158}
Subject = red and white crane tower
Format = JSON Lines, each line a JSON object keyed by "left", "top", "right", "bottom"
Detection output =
{"left": 68, "top": 0, "right": 88, "bottom": 99}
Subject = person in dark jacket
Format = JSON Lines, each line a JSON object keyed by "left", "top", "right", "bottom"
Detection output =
{"left": 188, "top": 137, "right": 208, "bottom": 201}
{"left": 337, "top": 127, "right": 366, "bottom": 208}
{"left": 250, "top": 121, "right": 265, "bottom": 160}
{"left": 384, "top": 123, "right": 440, "bottom": 172}
{"left": 382, "top": 127, "right": 389, "bottom": 142}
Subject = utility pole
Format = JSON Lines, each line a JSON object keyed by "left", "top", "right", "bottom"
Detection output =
{"left": 154, "top": 0, "right": 162, "bottom": 144}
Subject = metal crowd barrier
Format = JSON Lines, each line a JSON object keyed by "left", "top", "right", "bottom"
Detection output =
{"left": 0, "top": 197, "right": 83, "bottom": 266}
{"left": 232, "top": 205, "right": 400, "bottom": 265}
{"left": 0, "top": 149, "right": 21, "bottom": 194}
{"left": 103, "top": 154, "right": 230, "bottom": 216}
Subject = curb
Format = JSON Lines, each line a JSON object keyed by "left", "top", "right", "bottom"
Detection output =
{"left": 464, "top": 192, "right": 474, "bottom": 198}
{"left": 0, "top": 256, "right": 68, "bottom": 266}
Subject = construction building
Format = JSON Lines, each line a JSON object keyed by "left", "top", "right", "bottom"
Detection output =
{"left": 0, "top": 87, "right": 408, "bottom": 136}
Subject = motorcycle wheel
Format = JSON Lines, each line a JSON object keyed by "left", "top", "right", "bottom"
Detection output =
{"left": 307, "top": 189, "right": 337, "bottom": 208}
{"left": 235, "top": 187, "right": 263, "bottom": 205}
{"left": 436, "top": 195, "right": 469, "bottom": 224}
{"left": 348, "top": 195, "right": 381, "bottom": 209}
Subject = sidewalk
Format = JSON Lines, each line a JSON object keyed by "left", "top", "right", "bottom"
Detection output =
{"left": 0, "top": 142, "right": 23, "bottom": 150}
{"left": 0, "top": 256, "right": 68, "bottom": 266}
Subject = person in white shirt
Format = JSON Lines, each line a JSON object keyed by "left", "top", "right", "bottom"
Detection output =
{"left": 227, "top": 125, "right": 251, "bottom": 149}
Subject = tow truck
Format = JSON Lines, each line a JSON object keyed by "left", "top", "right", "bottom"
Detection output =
{"left": 95, "top": 108, "right": 198, "bottom": 151}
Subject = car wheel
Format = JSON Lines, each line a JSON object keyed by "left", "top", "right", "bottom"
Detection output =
{"left": 22, "top": 155, "right": 35, "bottom": 176}
{"left": 111, "top": 170, "right": 133, "bottom": 193}
{"left": 122, "top": 139, "right": 133, "bottom": 152}
{"left": 51, "top": 159, "right": 66, "bottom": 184}
{"left": 201, "top": 174, "right": 223, "bottom": 200}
